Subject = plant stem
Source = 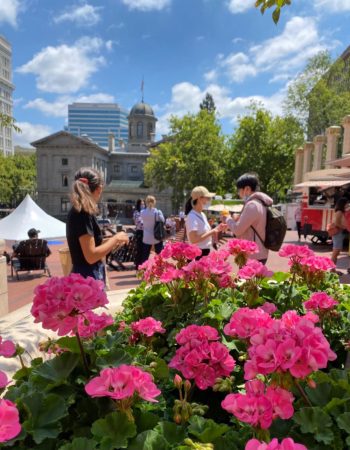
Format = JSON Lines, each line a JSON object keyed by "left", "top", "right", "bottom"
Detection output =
{"left": 295, "top": 379, "right": 312, "bottom": 407}
{"left": 18, "top": 354, "right": 26, "bottom": 370}
{"left": 75, "top": 331, "right": 89, "bottom": 374}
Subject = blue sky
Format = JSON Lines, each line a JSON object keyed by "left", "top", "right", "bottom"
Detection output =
{"left": 1, "top": 0, "right": 350, "bottom": 147}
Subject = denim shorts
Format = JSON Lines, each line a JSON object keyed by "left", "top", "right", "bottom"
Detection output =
{"left": 72, "top": 261, "right": 106, "bottom": 283}
{"left": 332, "top": 230, "right": 345, "bottom": 250}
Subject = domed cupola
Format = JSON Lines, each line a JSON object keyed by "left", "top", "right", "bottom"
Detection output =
{"left": 128, "top": 101, "right": 157, "bottom": 144}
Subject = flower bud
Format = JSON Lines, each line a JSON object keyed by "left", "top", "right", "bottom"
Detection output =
{"left": 173, "top": 413, "right": 182, "bottom": 424}
{"left": 174, "top": 374, "right": 182, "bottom": 389}
{"left": 307, "top": 378, "right": 316, "bottom": 389}
{"left": 184, "top": 379, "right": 191, "bottom": 393}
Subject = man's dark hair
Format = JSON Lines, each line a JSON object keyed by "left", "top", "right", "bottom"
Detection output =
{"left": 236, "top": 173, "right": 260, "bottom": 192}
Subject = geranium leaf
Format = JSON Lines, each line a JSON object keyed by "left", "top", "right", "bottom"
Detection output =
{"left": 95, "top": 348, "right": 132, "bottom": 369}
{"left": 154, "top": 421, "right": 186, "bottom": 445}
{"left": 293, "top": 407, "right": 334, "bottom": 444}
{"left": 91, "top": 411, "right": 136, "bottom": 449}
{"left": 188, "top": 416, "right": 230, "bottom": 442}
{"left": 59, "top": 437, "right": 97, "bottom": 450}
{"left": 336, "top": 413, "right": 350, "bottom": 434}
{"left": 32, "top": 352, "right": 79, "bottom": 382}
{"left": 127, "top": 430, "right": 169, "bottom": 450}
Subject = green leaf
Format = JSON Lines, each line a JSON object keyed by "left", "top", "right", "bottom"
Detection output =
{"left": 151, "top": 357, "right": 169, "bottom": 380}
{"left": 91, "top": 411, "right": 137, "bottom": 449}
{"left": 188, "top": 416, "right": 230, "bottom": 443}
{"left": 127, "top": 430, "right": 170, "bottom": 450}
{"left": 155, "top": 421, "right": 186, "bottom": 445}
{"left": 95, "top": 348, "right": 132, "bottom": 369}
{"left": 272, "top": 7, "right": 280, "bottom": 24}
{"left": 336, "top": 413, "right": 350, "bottom": 434}
{"left": 32, "top": 352, "right": 79, "bottom": 382}
{"left": 22, "top": 393, "right": 68, "bottom": 444}
{"left": 59, "top": 437, "right": 97, "bottom": 450}
{"left": 56, "top": 337, "right": 82, "bottom": 354}
{"left": 134, "top": 410, "right": 160, "bottom": 433}
{"left": 293, "top": 407, "right": 334, "bottom": 444}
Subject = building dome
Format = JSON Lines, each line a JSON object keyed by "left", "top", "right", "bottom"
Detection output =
{"left": 129, "top": 102, "right": 155, "bottom": 117}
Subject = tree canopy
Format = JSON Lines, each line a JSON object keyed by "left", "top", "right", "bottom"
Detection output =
{"left": 225, "top": 105, "right": 303, "bottom": 200}
{"left": 255, "top": 0, "right": 292, "bottom": 24}
{"left": 199, "top": 93, "right": 216, "bottom": 114}
{"left": 144, "top": 110, "right": 227, "bottom": 210}
{"left": 0, "top": 153, "right": 36, "bottom": 207}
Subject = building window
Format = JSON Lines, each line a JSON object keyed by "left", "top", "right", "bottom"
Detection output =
{"left": 62, "top": 175, "right": 68, "bottom": 187}
{"left": 114, "top": 164, "right": 120, "bottom": 173}
{"left": 131, "top": 165, "right": 138, "bottom": 173}
{"left": 147, "top": 122, "right": 153, "bottom": 138}
{"left": 62, "top": 158, "right": 68, "bottom": 165}
{"left": 61, "top": 198, "right": 69, "bottom": 212}
{"left": 137, "top": 121, "right": 143, "bottom": 138}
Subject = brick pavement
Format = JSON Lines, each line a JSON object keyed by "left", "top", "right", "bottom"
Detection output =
{"left": 4, "top": 230, "right": 350, "bottom": 314}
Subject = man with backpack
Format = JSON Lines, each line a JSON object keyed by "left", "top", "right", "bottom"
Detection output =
{"left": 224, "top": 173, "right": 285, "bottom": 264}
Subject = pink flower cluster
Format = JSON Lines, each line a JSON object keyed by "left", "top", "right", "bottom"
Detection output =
{"left": 304, "top": 292, "right": 338, "bottom": 312}
{"left": 169, "top": 325, "right": 236, "bottom": 390}
{"left": 238, "top": 260, "right": 274, "bottom": 280}
{"left": 225, "top": 239, "right": 259, "bottom": 257}
{"left": 31, "top": 274, "right": 109, "bottom": 336}
{"left": 183, "top": 250, "right": 234, "bottom": 289}
{"left": 0, "top": 370, "right": 8, "bottom": 389}
{"left": 279, "top": 244, "right": 314, "bottom": 262}
{"left": 160, "top": 242, "right": 202, "bottom": 262}
{"left": 246, "top": 437, "right": 307, "bottom": 450}
{"left": 0, "top": 337, "right": 16, "bottom": 358}
{"left": 0, "top": 399, "right": 21, "bottom": 443}
{"left": 130, "top": 316, "right": 166, "bottom": 337}
{"left": 139, "top": 255, "right": 176, "bottom": 283}
{"left": 222, "top": 379, "right": 294, "bottom": 430}
{"left": 226, "top": 309, "right": 337, "bottom": 380}
{"left": 85, "top": 365, "right": 161, "bottom": 402}
{"left": 299, "top": 256, "right": 335, "bottom": 273}
{"left": 75, "top": 311, "right": 114, "bottom": 338}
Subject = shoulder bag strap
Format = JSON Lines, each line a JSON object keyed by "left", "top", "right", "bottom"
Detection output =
{"left": 247, "top": 198, "right": 266, "bottom": 244}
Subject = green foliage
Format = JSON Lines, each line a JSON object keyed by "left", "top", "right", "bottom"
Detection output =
{"left": 144, "top": 110, "right": 227, "bottom": 210}
{"left": 225, "top": 105, "right": 304, "bottom": 199}
{"left": 0, "top": 112, "right": 21, "bottom": 132}
{"left": 199, "top": 93, "right": 216, "bottom": 114}
{"left": 255, "top": 0, "right": 292, "bottom": 24}
{"left": 91, "top": 412, "right": 137, "bottom": 449}
{"left": 0, "top": 153, "right": 36, "bottom": 206}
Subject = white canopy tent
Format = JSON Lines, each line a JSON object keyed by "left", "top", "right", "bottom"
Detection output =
{"left": 0, "top": 194, "right": 66, "bottom": 241}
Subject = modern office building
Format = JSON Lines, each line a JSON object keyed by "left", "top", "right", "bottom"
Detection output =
{"left": 67, "top": 102, "right": 129, "bottom": 149}
{"left": 0, "top": 35, "right": 14, "bottom": 156}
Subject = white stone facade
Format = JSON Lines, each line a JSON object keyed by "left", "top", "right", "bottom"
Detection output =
{"left": 0, "top": 36, "right": 14, "bottom": 156}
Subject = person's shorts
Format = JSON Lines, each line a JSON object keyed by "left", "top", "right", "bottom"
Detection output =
{"left": 332, "top": 231, "right": 345, "bottom": 250}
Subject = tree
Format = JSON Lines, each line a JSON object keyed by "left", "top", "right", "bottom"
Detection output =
{"left": 255, "top": 0, "right": 292, "bottom": 24}
{"left": 284, "top": 51, "right": 350, "bottom": 138}
{"left": 199, "top": 93, "right": 216, "bottom": 114}
{"left": 0, "top": 113, "right": 21, "bottom": 133}
{"left": 225, "top": 105, "right": 303, "bottom": 200}
{"left": 144, "top": 110, "right": 227, "bottom": 211}
{"left": 0, "top": 153, "right": 36, "bottom": 206}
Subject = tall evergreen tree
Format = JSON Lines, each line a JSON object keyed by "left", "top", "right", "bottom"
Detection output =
{"left": 199, "top": 93, "right": 216, "bottom": 114}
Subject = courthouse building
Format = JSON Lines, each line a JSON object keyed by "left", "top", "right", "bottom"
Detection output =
{"left": 32, "top": 101, "right": 172, "bottom": 221}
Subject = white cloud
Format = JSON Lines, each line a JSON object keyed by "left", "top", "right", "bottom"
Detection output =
{"left": 121, "top": 0, "right": 171, "bottom": 11}
{"left": 14, "top": 122, "right": 54, "bottom": 147}
{"left": 54, "top": 3, "right": 102, "bottom": 26}
{"left": 219, "top": 52, "right": 257, "bottom": 83}
{"left": 314, "top": 0, "right": 350, "bottom": 12}
{"left": 156, "top": 81, "right": 284, "bottom": 135}
{"left": 24, "top": 93, "right": 115, "bottom": 117}
{"left": 227, "top": 0, "right": 255, "bottom": 13}
{"left": 204, "top": 70, "right": 217, "bottom": 82}
{"left": 106, "top": 40, "right": 119, "bottom": 51}
{"left": 232, "top": 37, "right": 244, "bottom": 44}
{"left": 17, "top": 37, "right": 106, "bottom": 94}
{"left": 206, "top": 16, "right": 333, "bottom": 84}
{"left": 0, "top": 0, "right": 20, "bottom": 27}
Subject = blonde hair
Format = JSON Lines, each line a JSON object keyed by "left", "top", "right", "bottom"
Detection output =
{"left": 145, "top": 195, "right": 156, "bottom": 208}
{"left": 70, "top": 167, "right": 103, "bottom": 215}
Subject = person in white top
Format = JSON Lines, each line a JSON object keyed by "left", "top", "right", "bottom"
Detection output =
{"left": 185, "top": 186, "right": 227, "bottom": 258}
{"left": 140, "top": 195, "right": 165, "bottom": 264}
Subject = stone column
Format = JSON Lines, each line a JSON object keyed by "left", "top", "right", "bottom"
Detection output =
{"left": 0, "top": 240, "right": 8, "bottom": 317}
{"left": 313, "top": 135, "right": 326, "bottom": 170}
{"left": 294, "top": 147, "right": 304, "bottom": 185}
{"left": 326, "top": 126, "right": 341, "bottom": 167}
{"left": 342, "top": 115, "right": 350, "bottom": 156}
{"left": 303, "top": 142, "right": 314, "bottom": 176}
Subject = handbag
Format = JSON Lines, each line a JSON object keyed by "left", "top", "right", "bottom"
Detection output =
{"left": 154, "top": 210, "right": 166, "bottom": 241}
{"left": 327, "top": 222, "right": 341, "bottom": 237}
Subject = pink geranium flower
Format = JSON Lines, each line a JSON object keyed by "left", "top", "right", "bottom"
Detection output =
{"left": 224, "top": 307, "right": 273, "bottom": 339}
{"left": 130, "top": 317, "right": 165, "bottom": 337}
{"left": 222, "top": 379, "right": 294, "bottom": 430}
{"left": 0, "top": 370, "right": 8, "bottom": 389}
{"left": 304, "top": 292, "right": 338, "bottom": 311}
{"left": 0, "top": 399, "right": 21, "bottom": 443}
{"left": 0, "top": 337, "right": 16, "bottom": 358}
{"left": 85, "top": 365, "right": 161, "bottom": 403}
{"left": 75, "top": 311, "right": 114, "bottom": 338}
{"left": 245, "top": 438, "right": 307, "bottom": 450}
{"left": 300, "top": 256, "right": 335, "bottom": 272}
{"left": 225, "top": 239, "right": 259, "bottom": 256}
{"left": 31, "top": 274, "right": 108, "bottom": 336}
{"left": 279, "top": 244, "right": 314, "bottom": 260}
{"left": 238, "top": 260, "right": 274, "bottom": 280}
{"left": 169, "top": 325, "right": 235, "bottom": 390}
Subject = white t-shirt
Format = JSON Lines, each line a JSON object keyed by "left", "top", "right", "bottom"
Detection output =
{"left": 185, "top": 210, "right": 212, "bottom": 250}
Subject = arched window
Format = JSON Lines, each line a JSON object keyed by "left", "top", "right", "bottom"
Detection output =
{"left": 137, "top": 121, "right": 143, "bottom": 138}
{"left": 62, "top": 175, "right": 68, "bottom": 187}
{"left": 147, "top": 122, "right": 153, "bottom": 139}
{"left": 129, "top": 123, "right": 133, "bottom": 138}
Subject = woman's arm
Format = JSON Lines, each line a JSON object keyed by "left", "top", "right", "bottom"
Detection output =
{"left": 334, "top": 210, "right": 344, "bottom": 228}
{"left": 79, "top": 232, "right": 129, "bottom": 264}
{"left": 188, "top": 223, "right": 226, "bottom": 244}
